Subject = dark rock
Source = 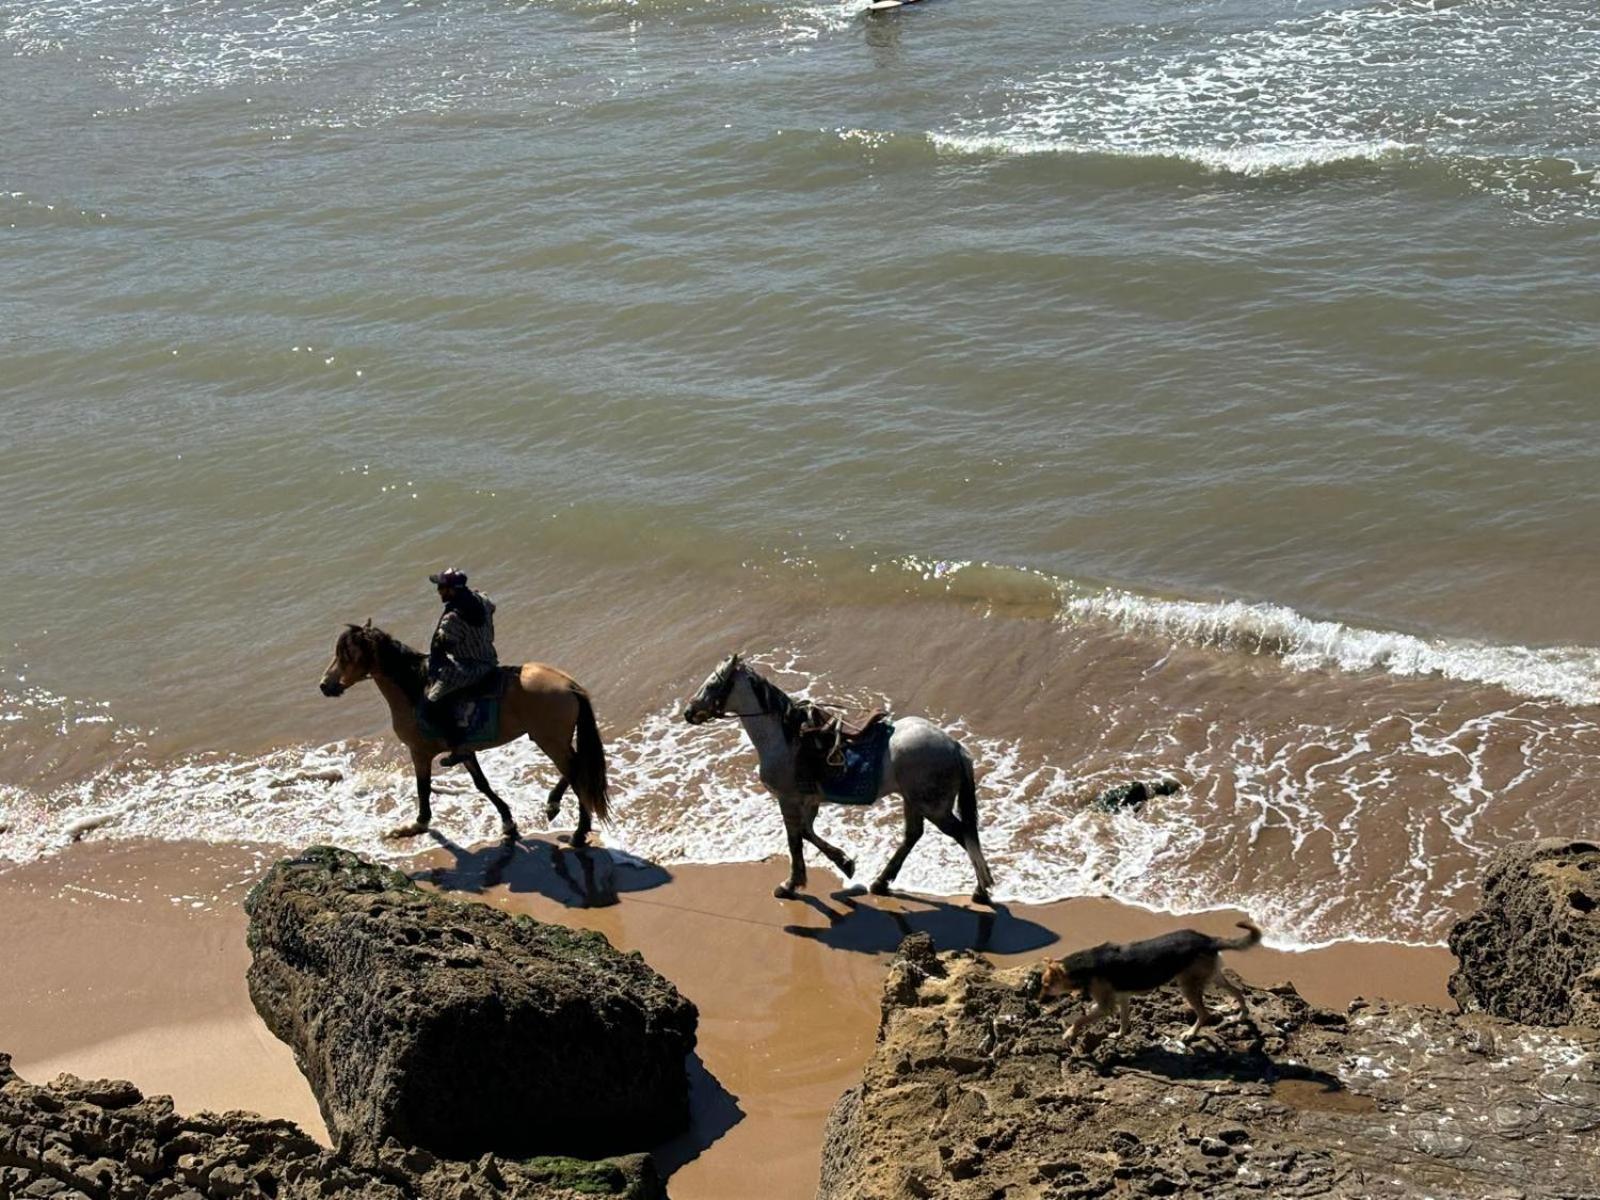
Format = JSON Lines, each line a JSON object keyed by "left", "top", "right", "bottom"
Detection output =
{"left": 1091, "top": 779, "right": 1182, "bottom": 814}
{"left": 0, "top": 1054, "right": 666, "bottom": 1199}
{"left": 816, "top": 938, "right": 1600, "bottom": 1199}
{"left": 1448, "top": 838, "right": 1600, "bottom": 1028}
{"left": 244, "top": 848, "right": 697, "bottom": 1162}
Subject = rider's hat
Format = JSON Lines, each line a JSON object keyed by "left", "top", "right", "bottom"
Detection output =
{"left": 428, "top": 568, "right": 469, "bottom": 587}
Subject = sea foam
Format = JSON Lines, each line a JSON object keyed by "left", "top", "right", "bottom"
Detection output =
{"left": 8, "top": 637, "right": 1594, "bottom": 951}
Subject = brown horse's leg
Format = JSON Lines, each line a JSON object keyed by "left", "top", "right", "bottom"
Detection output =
{"left": 528, "top": 728, "right": 587, "bottom": 846}
{"left": 544, "top": 777, "right": 569, "bottom": 824}
{"left": 571, "top": 793, "right": 593, "bottom": 849}
{"left": 871, "top": 805, "right": 924, "bottom": 895}
{"left": 462, "top": 754, "right": 519, "bottom": 842}
{"left": 800, "top": 799, "right": 855, "bottom": 881}
{"left": 774, "top": 797, "right": 807, "bottom": 899}
{"left": 386, "top": 749, "right": 434, "bottom": 838}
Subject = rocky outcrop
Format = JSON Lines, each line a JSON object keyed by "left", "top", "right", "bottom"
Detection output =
{"left": 0, "top": 1052, "right": 666, "bottom": 1200}
{"left": 1448, "top": 838, "right": 1600, "bottom": 1028}
{"left": 817, "top": 934, "right": 1600, "bottom": 1200}
{"left": 244, "top": 848, "right": 697, "bottom": 1162}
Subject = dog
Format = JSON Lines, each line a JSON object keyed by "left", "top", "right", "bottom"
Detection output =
{"left": 1039, "top": 920, "right": 1262, "bottom": 1045}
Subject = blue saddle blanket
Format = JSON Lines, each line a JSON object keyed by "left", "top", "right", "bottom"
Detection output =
{"left": 417, "top": 693, "right": 501, "bottom": 746}
{"left": 815, "top": 720, "right": 894, "bottom": 806}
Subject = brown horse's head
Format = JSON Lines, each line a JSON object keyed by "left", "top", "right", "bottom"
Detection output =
{"left": 320, "top": 621, "right": 375, "bottom": 697}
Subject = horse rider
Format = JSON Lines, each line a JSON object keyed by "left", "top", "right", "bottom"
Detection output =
{"left": 421, "top": 568, "right": 499, "bottom": 766}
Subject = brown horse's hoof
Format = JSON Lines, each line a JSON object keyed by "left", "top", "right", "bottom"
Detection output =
{"left": 544, "top": 803, "right": 562, "bottom": 823}
{"left": 869, "top": 879, "right": 892, "bottom": 896}
{"left": 774, "top": 882, "right": 799, "bottom": 900}
{"left": 840, "top": 856, "right": 856, "bottom": 879}
{"left": 972, "top": 888, "right": 992, "bottom": 906}
{"left": 500, "top": 824, "right": 520, "bottom": 843}
{"left": 385, "top": 821, "right": 430, "bottom": 839}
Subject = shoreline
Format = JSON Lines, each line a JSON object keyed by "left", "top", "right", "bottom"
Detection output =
{"left": 0, "top": 837, "right": 1455, "bottom": 1199}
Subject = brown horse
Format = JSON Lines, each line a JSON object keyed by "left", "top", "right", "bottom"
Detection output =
{"left": 318, "top": 622, "right": 610, "bottom": 846}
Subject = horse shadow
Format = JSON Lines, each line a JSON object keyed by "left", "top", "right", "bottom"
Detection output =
{"left": 414, "top": 833, "right": 672, "bottom": 909}
{"left": 649, "top": 1053, "right": 745, "bottom": 1179}
{"left": 782, "top": 889, "right": 1058, "bottom": 956}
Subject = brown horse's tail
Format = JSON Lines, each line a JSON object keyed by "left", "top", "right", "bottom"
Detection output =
{"left": 571, "top": 686, "right": 611, "bottom": 824}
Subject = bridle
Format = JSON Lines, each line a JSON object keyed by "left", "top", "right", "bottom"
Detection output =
{"left": 698, "top": 659, "right": 773, "bottom": 720}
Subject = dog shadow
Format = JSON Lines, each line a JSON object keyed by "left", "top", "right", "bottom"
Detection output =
{"left": 782, "top": 888, "right": 1058, "bottom": 956}
{"left": 649, "top": 1053, "right": 745, "bottom": 1179}
{"left": 1092, "top": 1031, "right": 1346, "bottom": 1093}
{"left": 414, "top": 833, "right": 672, "bottom": 909}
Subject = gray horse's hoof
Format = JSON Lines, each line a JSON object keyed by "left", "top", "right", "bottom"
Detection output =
{"left": 385, "top": 821, "right": 429, "bottom": 839}
{"left": 774, "top": 882, "right": 799, "bottom": 900}
{"left": 869, "top": 879, "right": 892, "bottom": 896}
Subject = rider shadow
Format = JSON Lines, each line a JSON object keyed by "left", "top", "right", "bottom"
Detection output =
{"left": 783, "top": 889, "right": 1058, "bottom": 957}
{"left": 649, "top": 1052, "right": 745, "bottom": 1179}
{"left": 415, "top": 833, "right": 672, "bottom": 909}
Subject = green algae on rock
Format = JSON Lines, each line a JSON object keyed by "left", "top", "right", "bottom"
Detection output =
{"left": 0, "top": 1052, "right": 667, "bottom": 1200}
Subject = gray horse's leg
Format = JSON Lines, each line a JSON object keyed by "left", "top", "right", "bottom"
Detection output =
{"left": 462, "top": 754, "right": 519, "bottom": 841}
{"left": 801, "top": 799, "right": 855, "bottom": 880}
{"left": 545, "top": 777, "right": 569, "bottom": 823}
{"left": 931, "top": 811, "right": 993, "bottom": 906}
{"left": 871, "top": 807, "right": 924, "bottom": 895}
{"left": 387, "top": 748, "right": 434, "bottom": 838}
{"left": 774, "top": 797, "right": 807, "bottom": 899}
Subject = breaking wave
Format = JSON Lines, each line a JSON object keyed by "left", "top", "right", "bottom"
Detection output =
{"left": 881, "top": 557, "right": 1600, "bottom": 709}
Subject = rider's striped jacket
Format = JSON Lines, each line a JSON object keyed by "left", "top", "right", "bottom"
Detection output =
{"left": 426, "top": 591, "right": 499, "bottom": 701}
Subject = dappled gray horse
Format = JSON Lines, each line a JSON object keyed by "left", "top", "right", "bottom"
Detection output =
{"left": 683, "top": 655, "right": 996, "bottom": 904}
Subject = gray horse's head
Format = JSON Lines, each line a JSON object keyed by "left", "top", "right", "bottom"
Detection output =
{"left": 683, "top": 654, "right": 745, "bottom": 725}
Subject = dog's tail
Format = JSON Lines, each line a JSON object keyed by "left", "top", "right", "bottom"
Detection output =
{"left": 1215, "top": 920, "right": 1262, "bottom": 952}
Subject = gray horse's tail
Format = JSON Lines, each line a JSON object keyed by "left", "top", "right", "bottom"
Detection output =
{"left": 957, "top": 751, "right": 993, "bottom": 891}
{"left": 571, "top": 687, "right": 611, "bottom": 824}
{"left": 957, "top": 751, "right": 980, "bottom": 833}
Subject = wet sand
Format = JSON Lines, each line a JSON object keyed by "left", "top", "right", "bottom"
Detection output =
{"left": 0, "top": 838, "right": 1455, "bottom": 1199}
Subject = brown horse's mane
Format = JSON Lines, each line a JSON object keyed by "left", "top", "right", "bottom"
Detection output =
{"left": 342, "top": 624, "right": 426, "bottom": 703}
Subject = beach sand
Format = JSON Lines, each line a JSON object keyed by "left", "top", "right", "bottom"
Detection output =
{"left": 0, "top": 838, "right": 1455, "bottom": 1199}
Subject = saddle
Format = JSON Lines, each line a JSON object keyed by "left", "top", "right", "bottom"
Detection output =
{"left": 791, "top": 701, "right": 892, "bottom": 797}
{"left": 416, "top": 669, "right": 512, "bottom": 745}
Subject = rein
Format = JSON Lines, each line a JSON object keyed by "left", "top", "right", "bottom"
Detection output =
{"left": 708, "top": 663, "right": 779, "bottom": 721}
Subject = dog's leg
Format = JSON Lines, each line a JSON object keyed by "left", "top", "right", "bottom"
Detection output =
{"left": 1065, "top": 1000, "right": 1112, "bottom": 1045}
{"left": 1066, "top": 982, "right": 1116, "bottom": 1047}
{"left": 1178, "top": 976, "right": 1216, "bottom": 1042}
{"left": 1217, "top": 971, "right": 1252, "bottom": 1024}
{"left": 1116, "top": 996, "right": 1132, "bottom": 1039}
